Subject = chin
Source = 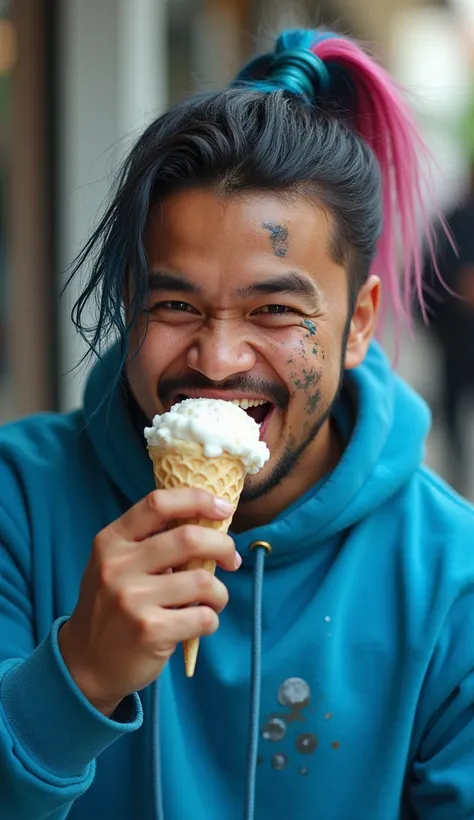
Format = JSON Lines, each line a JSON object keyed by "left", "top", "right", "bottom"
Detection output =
{"left": 238, "top": 464, "right": 276, "bottom": 505}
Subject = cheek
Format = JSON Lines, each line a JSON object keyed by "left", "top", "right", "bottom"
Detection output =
{"left": 288, "top": 360, "right": 323, "bottom": 417}
{"left": 270, "top": 327, "right": 323, "bottom": 415}
{"left": 126, "top": 324, "right": 188, "bottom": 410}
{"left": 128, "top": 321, "right": 187, "bottom": 368}
{"left": 280, "top": 323, "right": 344, "bottom": 421}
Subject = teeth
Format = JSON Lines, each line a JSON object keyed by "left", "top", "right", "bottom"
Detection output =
{"left": 230, "top": 398, "right": 267, "bottom": 409}
{"left": 176, "top": 396, "right": 268, "bottom": 409}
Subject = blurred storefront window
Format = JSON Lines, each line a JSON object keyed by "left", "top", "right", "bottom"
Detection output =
{"left": 0, "top": 1, "right": 15, "bottom": 417}
{"left": 168, "top": 0, "right": 252, "bottom": 105}
{"left": 1, "top": 0, "right": 56, "bottom": 423}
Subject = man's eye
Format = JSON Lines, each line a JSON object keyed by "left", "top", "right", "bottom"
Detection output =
{"left": 254, "top": 305, "right": 295, "bottom": 315}
{"left": 145, "top": 301, "right": 199, "bottom": 314}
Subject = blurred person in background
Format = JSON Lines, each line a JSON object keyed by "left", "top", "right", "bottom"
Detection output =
{"left": 1, "top": 26, "right": 474, "bottom": 820}
{"left": 421, "top": 91, "right": 474, "bottom": 496}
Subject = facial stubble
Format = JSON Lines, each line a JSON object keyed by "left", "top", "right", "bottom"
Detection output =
{"left": 239, "top": 316, "right": 351, "bottom": 504}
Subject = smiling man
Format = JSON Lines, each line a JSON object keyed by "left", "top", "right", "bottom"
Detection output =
{"left": 130, "top": 191, "right": 359, "bottom": 526}
{"left": 1, "top": 28, "right": 474, "bottom": 820}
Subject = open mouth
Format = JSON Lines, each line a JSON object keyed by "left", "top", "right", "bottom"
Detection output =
{"left": 172, "top": 394, "right": 274, "bottom": 435}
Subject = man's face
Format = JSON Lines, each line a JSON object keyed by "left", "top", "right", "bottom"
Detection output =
{"left": 127, "top": 188, "right": 377, "bottom": 504}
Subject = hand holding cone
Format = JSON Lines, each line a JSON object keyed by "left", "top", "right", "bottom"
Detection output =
{"left": 148, "top": 440, "right": 246, "bottom": 676}
{"left": 144, "top": 398, "right": 270, "bottom": 677}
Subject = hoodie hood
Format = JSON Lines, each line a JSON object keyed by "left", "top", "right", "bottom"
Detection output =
{"left": 84, "top": 341, "right": 430, "bottom": 565}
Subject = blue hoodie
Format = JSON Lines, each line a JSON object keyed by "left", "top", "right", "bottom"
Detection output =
{"left": 1, "top": 341, "right": 474, "bottom": 820}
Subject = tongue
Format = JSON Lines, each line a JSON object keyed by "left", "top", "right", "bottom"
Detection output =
{"left": 245, "top": 404, "right": 271, "bottom": 424}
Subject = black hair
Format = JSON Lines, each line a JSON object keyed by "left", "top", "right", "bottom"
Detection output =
{"left": 66, "top": 28, "right": 439, "bottom": 370}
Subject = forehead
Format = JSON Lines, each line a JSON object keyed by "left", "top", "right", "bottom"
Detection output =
{"left": 145, "top": 188, "right": 343, "bottom": 289}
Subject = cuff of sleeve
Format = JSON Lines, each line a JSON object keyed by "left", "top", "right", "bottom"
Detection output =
{"left": 0, "top": 617, "right": 143, "bottom": 779}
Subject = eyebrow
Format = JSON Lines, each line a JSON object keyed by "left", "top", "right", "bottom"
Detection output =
{"left": 235, "top": 272, "right": 321, "bottom": 305}
{"left": 147, "top": 269, "right": 321, "bottom": 306}
{"left": 147, "top": 270, "right": 202, "bottom": 295}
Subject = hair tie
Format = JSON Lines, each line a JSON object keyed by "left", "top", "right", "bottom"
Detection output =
{"left": 268, "top": 48, "right": 331, "bottom": 98}
{"left": 232, "top": 48, "right": 331, "bottom": 101}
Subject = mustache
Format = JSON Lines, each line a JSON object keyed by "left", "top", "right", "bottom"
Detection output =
{"left": 158, "top": 373, "right": 289, "bottom": 410}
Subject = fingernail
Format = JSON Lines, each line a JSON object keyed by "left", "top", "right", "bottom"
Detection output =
{"left": 214, "top": 497, "right": 234, "bottom": 515}
{"left": 234, "top": 551, "right": 242, "bottom": 569}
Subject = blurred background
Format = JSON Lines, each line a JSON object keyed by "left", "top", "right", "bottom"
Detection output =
{"left": 2, "top": 0, "right": 474, "bottom": 496}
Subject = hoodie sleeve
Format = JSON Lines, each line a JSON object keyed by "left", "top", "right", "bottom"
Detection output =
{"left": 0, "top": 498, "right": 143, "bottom": 820}
{"left": 409, "top": 584, "right": 474, "bottom": 817}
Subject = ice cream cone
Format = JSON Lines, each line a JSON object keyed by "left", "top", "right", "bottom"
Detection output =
{"left": 148, "top": 439, "right": 246, "bottom": 677}
{"left": 144, "top": 397, "right": 269, "bottom": 676}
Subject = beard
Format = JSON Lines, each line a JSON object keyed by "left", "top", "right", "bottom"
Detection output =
{"left": 239, "top": 317, "right": 351, "bottom": 505}
{"left": 239, "top": 398, "right": 334, "bottom": 504}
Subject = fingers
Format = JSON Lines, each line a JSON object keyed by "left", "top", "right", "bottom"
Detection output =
{"left": 143, "top": 605, "right": 220, "bottom": 647}
{"left": 141, "top": 525, "right": 239, "bottom": 574}
{"left": 109, "top": 488, "right": 234, "bottom": 542}
{"left": 142, "top": 569, "right": 229, "bottom": 612}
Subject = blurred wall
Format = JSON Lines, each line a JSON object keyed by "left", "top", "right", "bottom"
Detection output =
{"left": 391, "top": 6, "right": 472, "bottom": 213}
{"left": 57, "top": 0, "right": 167, "bottom": 411}
{"left": 2, "top": 1, "right": 55, "bottom": 421}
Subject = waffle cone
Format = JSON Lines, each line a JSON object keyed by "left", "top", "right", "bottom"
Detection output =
{"left": 148, "top": 440, "right": 246, "bottom": 677}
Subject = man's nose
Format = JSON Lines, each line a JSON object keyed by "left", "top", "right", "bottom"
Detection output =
{"left": 186, "top": 319, "right": 256, "bottom": 382}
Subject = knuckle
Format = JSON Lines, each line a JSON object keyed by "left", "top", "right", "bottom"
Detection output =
{"left": 199, "top": 607, "right": 219, "bottom": 634}
{"left": 97, "top": 558, "right": 118, "bottom": 591}
{"left": 92, "top": 531, "right": 108, "bottom": 562}
{"left": 115, "top": 584, "right": 136, "bottom": 614}
{"left": 180, "top": 525, "right": 201, "bottom": 554}
{"left": 141, "top": 612, "right": 177, "bottom": 658}
{"left": 136, "top": 610, "right": 163, "bottom": 643}
{"left": 193, "top": 488, "right": 212, "bottom": 507}
{"left": 96, "top": 550, "right": 129, "bottom": 591}
{"left": 135, "top": 617, "right": 151, "bottom": 645}
{"left": 147, "top": 489, "right": 165, "bottom": 515}
{"left": 219, "top": 581, "right": 230, "bottom": 608}
{"left": 221, "top": 535, "right": 236, "bottom": 559}
{"left": 194, "top": 568, "right": 213, "bottom": 594}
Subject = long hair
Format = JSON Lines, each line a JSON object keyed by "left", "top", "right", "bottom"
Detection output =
{"left": 66, "top": 27, "right": 443, "bottom": 372}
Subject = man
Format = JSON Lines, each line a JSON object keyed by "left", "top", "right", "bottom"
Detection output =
{"left": 420, "top": 161, "right": 474, "bottom": 495}
{"left": 1, "top": 28, "right": 474, "bottom": 820}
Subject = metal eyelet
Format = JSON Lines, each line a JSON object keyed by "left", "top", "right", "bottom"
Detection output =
{"left": 248, "top": 540, "right": 272, "bottom": 554}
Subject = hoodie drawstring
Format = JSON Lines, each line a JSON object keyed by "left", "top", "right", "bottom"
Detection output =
{"left": 244, "top": 540, "right": 271, "bottom": 820}
{"left": 151, "top": 678, "right": 164, "bottom": 820}
{"left": 152, "top": 540, "right": 271, "bottom": 820}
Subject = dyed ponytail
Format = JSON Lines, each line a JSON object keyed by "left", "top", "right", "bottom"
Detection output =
{"left": 237, "top": 28, "right": 445, "bottom": 323}
{"left": 311, "top": 32, "right": 442, "bottom": 321}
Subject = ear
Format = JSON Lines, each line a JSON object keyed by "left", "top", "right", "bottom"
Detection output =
{"left": 344, "top": 275, "right": 381, "bottom": 370}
